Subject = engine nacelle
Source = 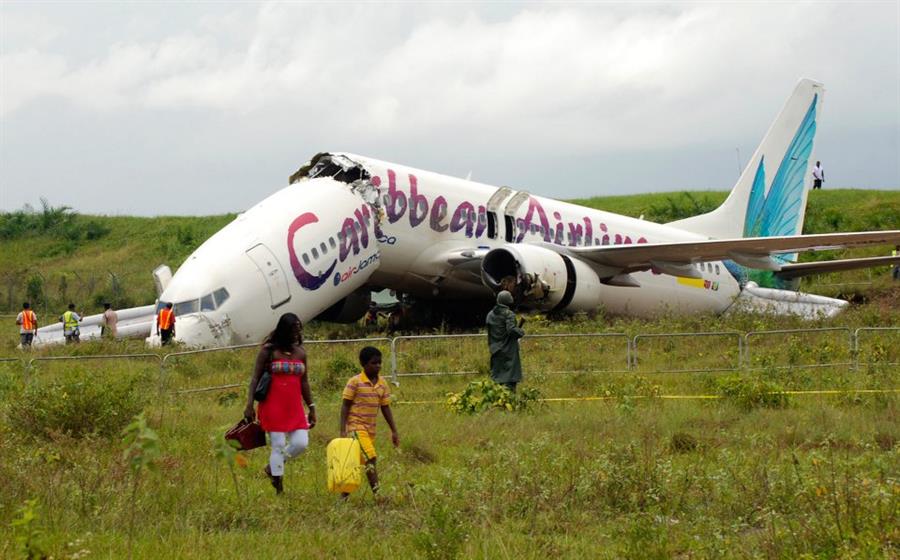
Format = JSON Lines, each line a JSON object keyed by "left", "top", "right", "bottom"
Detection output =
{"left": 481, "top": 244, "right": 602, "bottom": 313}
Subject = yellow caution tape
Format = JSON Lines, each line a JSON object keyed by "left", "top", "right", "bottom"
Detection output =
{"left": 395, "top": 388, "right": 900, "bottom": 405}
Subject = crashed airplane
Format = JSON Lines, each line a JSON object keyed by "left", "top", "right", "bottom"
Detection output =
{"left": 31, "top": 79, "right": 900, "bottom": 348}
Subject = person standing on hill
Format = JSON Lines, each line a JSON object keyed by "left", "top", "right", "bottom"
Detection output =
{"left": 157, "top": 302, "right": 175, "bottom": 345}
{"left": 893, "top": 245, "right": 899, "bottom": 281}
{"left": 101, "top": 302, "right": 118, "bottom": 339}
{"left": 59, "top": 303, "right": 81, "bottom": 344}
{"left": 812, "top": 161, "right": 825, "bottom": 190}
{"left": 16, "top": 302, "right": 38, "bottom": 348}
{"left": 244, "top": 313, "right": 316, "bottom": 495}
{"left": 486, "top": 290, "right": 525, "bottom": 392}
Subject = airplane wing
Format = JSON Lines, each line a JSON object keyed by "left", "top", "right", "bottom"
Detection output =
{"left": 775, "top": 255, "right": 900, "bottom": 280}
{"left": 568, "top": 230, "right": 900, "bottom": 278}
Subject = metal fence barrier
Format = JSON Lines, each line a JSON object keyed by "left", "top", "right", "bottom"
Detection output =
{"left": 26, "top": 353, "right": 163, "bottom": 383}
{"left": 632, "top": 331, "right": 743, "bottom": 373}
{"left": 161, "top": 337, "right": 394, "bottom": 394}
{"left": 521, "top": 333, "right": 631, "bottom": 374}
{"left": 854, "top": 327, "right": 900, "bottom": 369}
{"left": 745, "top": 327, "right": 853, "bottom": 370}
{"left": 4, "top": 327, "right": 897, "bottom": 391}
{"left": 391, "top": 334, "right": 485, "bottom": 381}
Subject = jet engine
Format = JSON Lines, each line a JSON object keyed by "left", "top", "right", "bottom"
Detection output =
{"left": 481, "top": 245, "right": 602, "bottom": 312}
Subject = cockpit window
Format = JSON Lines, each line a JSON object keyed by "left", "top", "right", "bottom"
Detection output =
{"left": 201, "top": 293, "right": 215, "bottom": 311}
{"left": 213, "top": 287, "right": 229, "bottom": 307}
{"left": 175, "top": 299, "right": 199, "bottom": 316}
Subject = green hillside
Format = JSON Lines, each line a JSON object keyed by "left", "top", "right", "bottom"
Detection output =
{"left": 1, "top": 189, "right": 897, "bottom": 314}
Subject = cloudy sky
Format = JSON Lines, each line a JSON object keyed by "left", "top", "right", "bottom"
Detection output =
{"left": 1, "top": 1, "right": 897, "bottom": 216}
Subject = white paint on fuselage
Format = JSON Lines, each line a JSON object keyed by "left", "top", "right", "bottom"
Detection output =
{"left": 161, "top": 154, "right": 738, "bottom": 347}
{"left": 346, "top": 153, "right": 739, "bottom": 316}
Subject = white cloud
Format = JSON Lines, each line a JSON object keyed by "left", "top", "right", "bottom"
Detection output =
{"left": 0, "top": 2, "right": 897, "bottom": 214}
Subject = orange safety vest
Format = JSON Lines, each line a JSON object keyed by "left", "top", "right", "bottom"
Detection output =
{"left": 158, "top": 308, "right": 175, "bottom": 330}
{"left": 21, "top": 310, "right": 37, "bottom": 331}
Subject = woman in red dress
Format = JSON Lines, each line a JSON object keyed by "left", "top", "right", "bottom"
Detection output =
{"left": 244, "top": 313, "right": 317, "bottom": 494}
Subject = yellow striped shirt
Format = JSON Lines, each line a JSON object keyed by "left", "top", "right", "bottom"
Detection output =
{"left": 342, "top": 373, "right": 391, "bottom": 436}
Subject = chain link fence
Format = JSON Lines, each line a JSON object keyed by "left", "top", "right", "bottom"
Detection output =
{"left": 632, "top": 331, "right": 743, "bottom": 373}
{"left": 1, "top": 327, "right": 896, "bottom": 390}
{"left": 744, "top": 327, "right": 854, "bottom": 370}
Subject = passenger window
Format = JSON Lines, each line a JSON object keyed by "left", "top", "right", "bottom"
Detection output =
{"left": 329, "top": 237, "right": 336, "bottom": 249}
{"left": 312, "top": 247, "right": 319, "bottom": 259}
{"left": 715, "top": 264, "right": 720, "bottom": 275}
{"left": 201, "top": 294, "right": 215, "bottom": 311}
{"left": 320, "top": 242, "right": 327, "bottom": 254}
{"left": 338, "top": 231, "right": 345, "bottom": 242}
{"left": 303, "top": 253, "right": 310, "bottom": 265}
{"left": 213, "top": 288, "right": 230, "bottom": 307}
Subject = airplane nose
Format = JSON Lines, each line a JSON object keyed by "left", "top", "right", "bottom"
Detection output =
{"left": 174, "top": 314, "right": 233, "bottom": 348}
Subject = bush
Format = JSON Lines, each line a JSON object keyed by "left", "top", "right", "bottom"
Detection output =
{"left": 7, "top": 369, "right": 149, "bottom": 439}
{"left": 715, "top": 375, "right": 791, "bottom": 411}
{"left": 446, "top": 380, "right": 541, "bottom": 414}
{"left": 316, "top": 354, "right": 358, "bottom": 392}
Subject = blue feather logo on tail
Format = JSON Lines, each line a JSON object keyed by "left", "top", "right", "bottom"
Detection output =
{"left": 728, "top": 93, "right": 818, "bottom": 288}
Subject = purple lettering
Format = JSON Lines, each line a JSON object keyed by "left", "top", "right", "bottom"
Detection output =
{"left": 568, "top": 222, "right": 583, "bottom": 247}
{"left": 354, "top": 206, "right": 370, "bottom": 247}
{"left": 339, "top": 217, "right": 360, "bottom": 261}
{"left": 519, "top": 198, "right": 551, "bottom": 243}
{"left": 408, "top": 175, "right": 428, "bottom": 228}
{"left": 430, "top": 196, "right": 449, "bottom": 232}
{"left": 475, "top": 206, "right": 487, "bottom": 238}
{"left": 385, "top": 169, "right": 407, "bottom": 224}
{"left": 450, "top": 201, "right": 475, "bottom": 237}
{"left": 287, "top": 212, "right": 336, "bottom": 291}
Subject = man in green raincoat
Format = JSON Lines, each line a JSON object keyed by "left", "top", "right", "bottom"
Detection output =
{"left": 486, "top": 291, "right": 525, "bottom": 392}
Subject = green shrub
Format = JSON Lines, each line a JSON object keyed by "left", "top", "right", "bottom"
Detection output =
{"left": 412, "top": 500, "right": 470, "bottom": 559}
{"left": 316, "top": 354, "right": 357, "bottom": 392}
{"left": 715, "top": 375, "right": 791, "bottom": 411}
{"left": 7, "top": 370, "right": 149, "bottom": 439}
{"left": 446, "top": 380, "right": 541, "bottom": 414}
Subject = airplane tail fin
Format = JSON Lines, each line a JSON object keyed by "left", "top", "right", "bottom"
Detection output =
{"left": 668, "top": 79, "right": 825, "bottom": 241}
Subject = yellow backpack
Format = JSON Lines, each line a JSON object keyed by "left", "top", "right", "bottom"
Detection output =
{"left": 326, "top": 437, "right": 361, "bottom": 494}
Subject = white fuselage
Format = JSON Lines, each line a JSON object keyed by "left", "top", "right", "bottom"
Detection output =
{"left": 160, "top": 153, "right": 738, "bottom": 347}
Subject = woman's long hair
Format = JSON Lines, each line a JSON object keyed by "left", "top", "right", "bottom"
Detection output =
{"left": 265, "top": 313, "right": 302, "bottom": 353}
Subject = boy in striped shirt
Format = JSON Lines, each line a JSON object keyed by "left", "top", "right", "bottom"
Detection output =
{"left": 340, "top": 346, "right": 399, "bottom": 495}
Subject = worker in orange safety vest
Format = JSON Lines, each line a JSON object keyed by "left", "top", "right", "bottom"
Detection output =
{"left": 16, "top": 302, "right": 38, "bottom": 348}
{"left": 157, "top": 302, "right": 176, "bottom": 346}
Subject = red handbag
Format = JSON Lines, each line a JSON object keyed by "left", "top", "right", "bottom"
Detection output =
{"left": 225, "top": 418, "right": 267, "bottom": 451}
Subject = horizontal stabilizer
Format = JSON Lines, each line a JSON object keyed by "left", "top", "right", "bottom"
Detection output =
{"left": 775, "top": 255, "right": 900, "bottom": 279}
{"left": 570, "top": 230, "right": 900, "bottom": 273}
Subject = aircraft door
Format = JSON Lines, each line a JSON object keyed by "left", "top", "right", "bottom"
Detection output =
{"left": 245, "top": 243, "right": 292, "bottom": 309}
{"left": 486, "top": 187, "right": 513, "bottom": 240}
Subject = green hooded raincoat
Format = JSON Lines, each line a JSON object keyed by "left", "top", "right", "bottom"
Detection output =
{"left": 486, "top": 296, "right": 525, "bottom": 385}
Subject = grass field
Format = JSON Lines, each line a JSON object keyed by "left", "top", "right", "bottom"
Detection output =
{"left": 1, "top": 305, "right": 898, "bottom": 559}
{"left": 1, "top": 189, "right": 898, "bottom": 558}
